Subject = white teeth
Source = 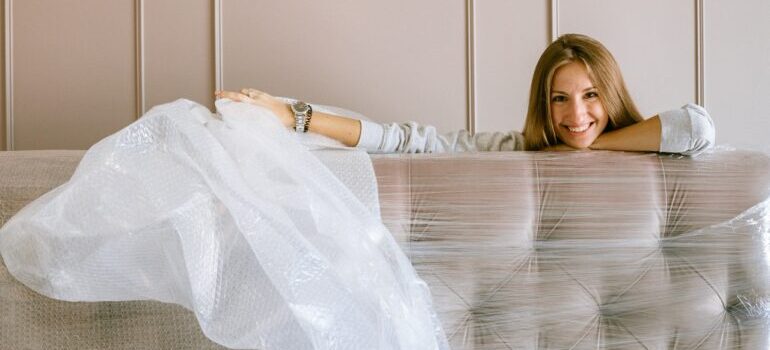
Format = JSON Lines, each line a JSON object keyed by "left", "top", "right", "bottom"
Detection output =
{"left": 567, "top": 124, "right": 591, "bottom": 132}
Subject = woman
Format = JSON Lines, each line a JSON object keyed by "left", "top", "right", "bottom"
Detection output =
{"left": 216, "top": 34, "right": 714, "bottom": 156}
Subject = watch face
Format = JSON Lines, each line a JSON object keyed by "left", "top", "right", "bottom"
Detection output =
{"left": 292, "top": 102, "right": 309, "bottom": 114}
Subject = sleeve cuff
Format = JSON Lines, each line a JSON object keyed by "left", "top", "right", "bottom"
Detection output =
{"left": 356, "top": 120, "right": 385, "bottom": 152}
{"left": 658, "top": 106, "right": 692, "bottom": 153}
{"left": 659, "top": 103, "right": 715, "bottom": 155}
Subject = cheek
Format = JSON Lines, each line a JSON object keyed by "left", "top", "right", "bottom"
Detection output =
{"left": 550, "top": 106, "right": 564, "bottom": 125}
{"left": 600, "top": 112, "right": 610, "bottom": 129}
{"left": 591, "top": 104, "right": 609, "bottom": 127}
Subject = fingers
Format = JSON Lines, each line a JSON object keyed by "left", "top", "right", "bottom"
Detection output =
{"left": 214, "top": 90, "right": 256, "bottom": 104}
{"left": 241, "top": 88, "right": 262, "bottom": 98}
{"left": 214, "top": 88, "right": 268, "bottom": 97}
{"left": 214, "top": 88, "right": 292, "bottom": 125}
{"left": 241, "top": 88, "right": 277, "bottom": 105}
{"left": 214, "top": 89, "right": 281, "bottom": 114}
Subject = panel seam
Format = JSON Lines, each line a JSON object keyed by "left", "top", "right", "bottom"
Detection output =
{"left": 4, "top": 0, "right": 13, "bottom": 150}
{"left": 550, "top": 0, "right": 559, "bottom": 42}
{"left": 214, "top": 0, "right": 223, "bottom": 92}
{"left": 465, "top": 0, "right": 476, "bottom": 135}
{"left": 135, "top": 0, "right": 145, "bottom": 118}
{"left": 695, "top": 0, "right": 705, "bottom": 106}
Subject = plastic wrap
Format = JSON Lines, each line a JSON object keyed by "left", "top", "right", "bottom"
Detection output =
{"left": 371, "top": 150, "right": 770, "bottom": 349}
{"left": 0, "top": 99, "right": 448, "bottom": 349}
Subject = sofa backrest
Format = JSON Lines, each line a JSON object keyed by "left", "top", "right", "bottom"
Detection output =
{"left": 372, "top": 150, "right": 770, "bottom": 349}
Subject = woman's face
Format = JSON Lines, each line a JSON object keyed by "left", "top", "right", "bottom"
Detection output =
{"left": 549, "top": 61, "right": 609, "bottom": 149}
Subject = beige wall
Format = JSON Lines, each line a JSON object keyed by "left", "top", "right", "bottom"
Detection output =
{"left": 705, "top": 0, "right": 770, "bottom": 148}
{"left": 1, "top": 0, "right": 769, "bottom": 150}
{"left": 11, "top": 0, "right": 137, "bottom": 150}
{"left": 474, "top": 0, "right": 549, "bottom": 133}
{"left": 222, "top": 0, "right": 467, "bottom": 132}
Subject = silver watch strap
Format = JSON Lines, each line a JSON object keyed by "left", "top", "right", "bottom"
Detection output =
{"left": 294, "top": 113, "right": 307, "bottom": 132}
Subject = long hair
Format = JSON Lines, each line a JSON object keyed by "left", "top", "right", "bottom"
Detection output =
{"left": 522, "top": 34, "right": 643, "bottom": 150}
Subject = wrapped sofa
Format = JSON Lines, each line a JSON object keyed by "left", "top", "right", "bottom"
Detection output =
{"left": 1, "top": 149, "right": 769, "bottom": 349}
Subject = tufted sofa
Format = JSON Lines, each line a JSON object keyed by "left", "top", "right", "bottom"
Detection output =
{"left": 2, "top": 150, "right": 770, "bottom": 349}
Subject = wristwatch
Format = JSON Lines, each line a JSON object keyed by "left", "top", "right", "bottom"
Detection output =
{"left": 290, "top": 101, "right": 313, "bottom": 132}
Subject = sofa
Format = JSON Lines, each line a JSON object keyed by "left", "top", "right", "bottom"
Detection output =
{"left": 2, "top": 149, "right": 770, "bottom": 349}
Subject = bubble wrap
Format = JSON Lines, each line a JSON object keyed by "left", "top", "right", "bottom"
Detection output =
{"left": 0, "top": 99, "right": 449, "bottom": 349}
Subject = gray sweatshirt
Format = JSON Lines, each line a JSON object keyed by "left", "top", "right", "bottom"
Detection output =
{"left": 356, "top": 104, "right": 714, "bottom": 156}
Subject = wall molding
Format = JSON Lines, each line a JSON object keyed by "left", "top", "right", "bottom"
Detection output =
{"left": 214, "top": 0, "right": 223, "bottom": 92}
{"left": 465, "top": 0, "right": 476, "bottom": 135}
{"left": 135, "top": 0, "right": 145, "bottom": 118}
{"left": 695, "top": 0, "right": 705, "bottom": 107}
{"left": 4, "top": 0, "right": 12, "bottom": 150}
{"left": 550, "top": 0, "right": 559, "bottom": 42}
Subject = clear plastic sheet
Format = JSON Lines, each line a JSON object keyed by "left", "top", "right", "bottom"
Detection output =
{"left": 0, "top": 99, "right": 448, "bottom": 349}
{"left": 371, "top": 150, "right": 770, "bottom": 349}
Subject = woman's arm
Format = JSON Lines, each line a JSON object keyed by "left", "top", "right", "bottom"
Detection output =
{"left": 588, "top": 116, "right": 662, "bottom": 152}
{"left": 216, "top": 89, "right": 363, "bottom": 146}
{"left": 590, "top": 104, "right": 715, "bottom": 155}
{"left": 215, "top": 89, "right": 525, "bottom": 153}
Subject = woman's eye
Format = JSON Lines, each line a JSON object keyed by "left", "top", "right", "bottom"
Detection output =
{"left": 551, "top": 95, "right": 566, "bottom": 103}
{"left": 585, "top": 92, "right": 599, "bottom": 99}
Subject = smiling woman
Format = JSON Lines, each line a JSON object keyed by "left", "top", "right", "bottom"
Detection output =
{"left": 217, "top": 34, "right": 715, "bottom": 156}
{"left": 523, "top": 33, "right": 658, "bottom": 152}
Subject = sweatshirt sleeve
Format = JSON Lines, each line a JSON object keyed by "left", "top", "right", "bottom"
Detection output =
{"left": 658, "top": 103, "right": 715, "bottom": 156}
{"left": 356, "top": 120, "right": 525, "bottom": 153}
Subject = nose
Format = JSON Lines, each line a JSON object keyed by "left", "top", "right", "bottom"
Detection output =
{"left": 567, "top": 99, "right": 589, "bottom": 124}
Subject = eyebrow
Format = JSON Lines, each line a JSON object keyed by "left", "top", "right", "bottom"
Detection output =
{"left": 551, "top": 87, "right": 597, "bottom": 95}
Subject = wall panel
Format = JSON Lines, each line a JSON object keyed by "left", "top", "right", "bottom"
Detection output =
{"left": 705, "top": 0, "right": 770, "bottom": 147}
{"left": 222, "top": 0, "right": 467, "bottom": 133}
{"left": 145, "top": 0, "right": 214, "bottom": 111}
{"left": 474, "top": 0, "right": 549, "bottom": 133}
{"left": 11, "top": 0, "right": 137, "bottom": 150}
{"left": 557, "top": 0, "right": 696, "bottom": 118}
{"left": 0, "top": 1, "right": 767, "bottom": 150}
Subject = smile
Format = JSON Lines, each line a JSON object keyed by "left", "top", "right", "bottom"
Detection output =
{"left": 564, "top": 122, "right": 594, "bottom": 134}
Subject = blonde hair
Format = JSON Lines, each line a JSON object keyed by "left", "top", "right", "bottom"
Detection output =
{"left": 522, "top": 34, "right": 643, "bottom": 150}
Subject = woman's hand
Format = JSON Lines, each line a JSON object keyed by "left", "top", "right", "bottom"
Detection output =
{"left": 214, "top": 89, "right": 294, "bottom": 128}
